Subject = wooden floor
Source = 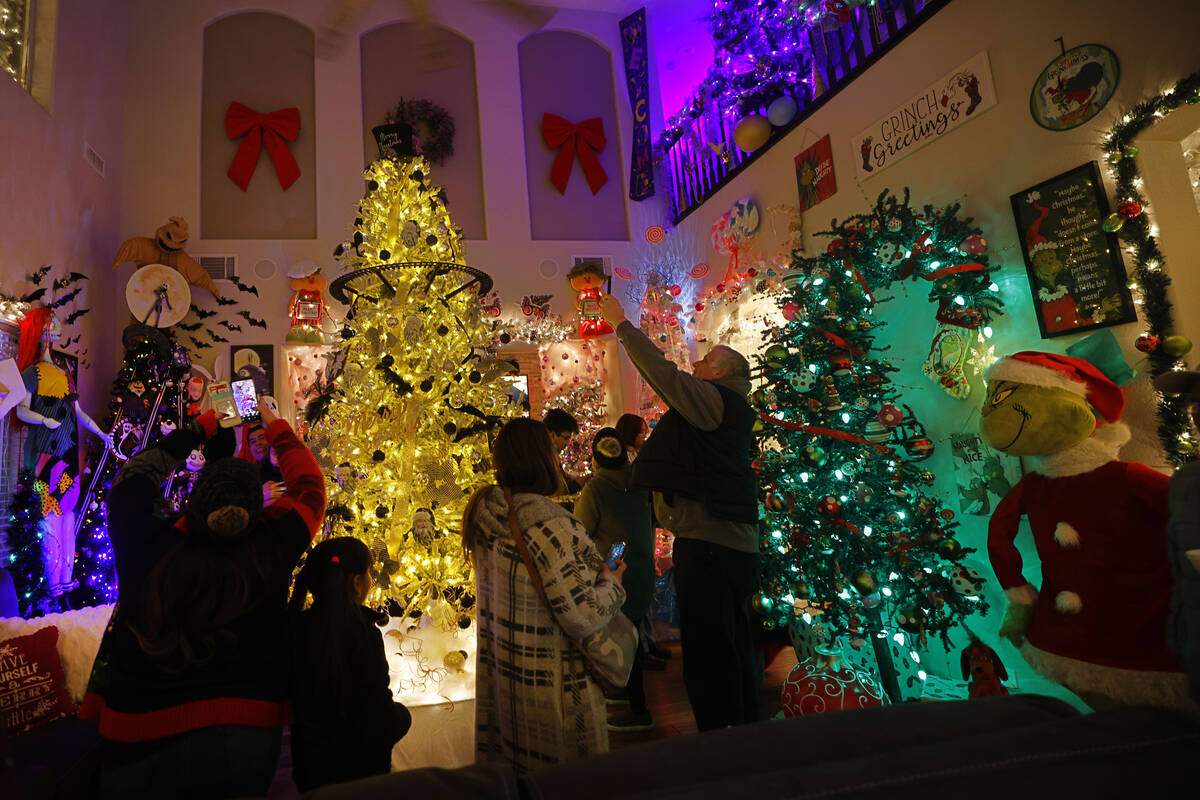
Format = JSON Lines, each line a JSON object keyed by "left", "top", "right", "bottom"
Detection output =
{"left": 608, "top": 638, "right": 797, "bottom": 747}
{"left": 267, "top": 637, "right": 798, "bottom": 796}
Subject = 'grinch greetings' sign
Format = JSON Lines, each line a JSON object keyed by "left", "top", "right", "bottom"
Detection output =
{"left": 852, "top": 51, "right": 996, "bottom": 179}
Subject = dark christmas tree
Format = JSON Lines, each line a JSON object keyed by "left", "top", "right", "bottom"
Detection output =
{"left": 751, "top": 189, "right": 1002, "bottom": 697}
{"left": 68, "top": 326, "right": 193, "bottom": 610}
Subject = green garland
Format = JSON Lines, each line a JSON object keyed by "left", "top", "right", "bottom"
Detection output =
{"left": 1100, "top": 70, "right": 1200, "bottom": 466}
{"left": 389, "top": 98, "right": 456, "bottom": 165}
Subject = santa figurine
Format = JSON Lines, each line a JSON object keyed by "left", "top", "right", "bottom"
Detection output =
{"left": 567, "top": 262, "right": 613, "bottom": 338}
{"left": 286, "top": 260, "right": 330, "bottom": 344}
{"left": 981, "top": 351, "right": 1192, "bottom": 709}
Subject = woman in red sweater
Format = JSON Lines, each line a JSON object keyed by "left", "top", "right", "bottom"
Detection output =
{"left": 80, "top": 401, "right": 326, "bottom": 799}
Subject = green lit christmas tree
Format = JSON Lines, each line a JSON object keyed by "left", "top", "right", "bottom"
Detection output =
{"left": 752, "top": 189, "right": 1002, "bottom": 697}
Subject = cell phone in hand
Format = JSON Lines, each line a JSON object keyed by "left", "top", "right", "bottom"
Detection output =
{"left": 209, "top": 381, "right": 240, "bottom": 428}
{"left": 231, "top": 378, "right": 261, "bottom": 423}
{"left": 606, "top": 541, "right": 627, "bottom": 570}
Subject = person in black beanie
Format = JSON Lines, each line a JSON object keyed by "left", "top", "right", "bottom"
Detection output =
{"left": 80, "top": 401, "right": 327, "bottom": 800}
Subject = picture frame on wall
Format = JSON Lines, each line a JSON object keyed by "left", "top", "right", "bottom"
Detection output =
{"left": 794, "top": 134, "right": 837, "bottom": 212}
{"left": 1010, "top": 161, "right": 1137, "bottom": 339}
{"left": 231, "top": 344, "right": 275, "bottom": 397}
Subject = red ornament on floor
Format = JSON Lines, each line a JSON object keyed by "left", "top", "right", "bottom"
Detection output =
{"left": 781, "top": 647, "right": 886, "bottom": 716}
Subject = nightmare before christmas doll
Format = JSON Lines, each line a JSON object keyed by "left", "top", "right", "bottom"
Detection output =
{"left": 15, "top": 308, "right": 113, "bottom": 596}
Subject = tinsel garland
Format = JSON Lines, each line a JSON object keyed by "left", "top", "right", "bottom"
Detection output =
{"left": 1099, "top": 70, "right": 1200, "bottom": 466}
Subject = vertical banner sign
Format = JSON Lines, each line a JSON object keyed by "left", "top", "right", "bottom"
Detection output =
{"left": 620, "top": 8, "right": 654, "bottom": 201}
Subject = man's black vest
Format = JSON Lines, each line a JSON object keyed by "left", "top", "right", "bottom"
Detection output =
{"left": 632, "top": 382, "right": 758, "bottom": 524}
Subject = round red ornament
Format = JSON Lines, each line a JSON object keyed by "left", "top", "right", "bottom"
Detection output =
{"left": 877, "top": 404, "right": 903, "bottom": 426}
{"left": 780, "top": 648, "right": 886, "bottom": 717}
{"left": 669, "top": 284, "right": 682, "bottom": 296}
{"left": 1135, "top": 333, "right": 1160, "bottom": 353}
{"left": 1117, "top": 201, "right": 1142, "bottom": 219}
{"left": 818, "top": 495, "right": 842, "bottom": 516}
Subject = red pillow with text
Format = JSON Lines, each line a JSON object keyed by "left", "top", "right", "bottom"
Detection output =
{"left": 1, "top": 626, "right": 77, "bottom": 735}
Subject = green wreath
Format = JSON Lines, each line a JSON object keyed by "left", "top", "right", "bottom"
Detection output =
{"left": 389, "top": 98, "right": 456, "bottom": 165}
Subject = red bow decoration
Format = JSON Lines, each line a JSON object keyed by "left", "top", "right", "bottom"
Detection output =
{"left": 224, "top": 102, "right": 301, "bottom": 191}
{"left": 541, "top": 113, "right": 608, "bottom": 195}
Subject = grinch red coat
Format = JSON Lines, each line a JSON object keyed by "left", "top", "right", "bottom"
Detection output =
{"left": 989, "top": 459, "right": 1181, "bottom": 675}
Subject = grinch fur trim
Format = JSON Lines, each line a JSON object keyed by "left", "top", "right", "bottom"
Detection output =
{"left": 1053, "top": 522, "right": 1081, "bottom": 548}
{"left": 1020, "top": 641, "right": 1197, "bottom": 710}
{"left": 1029, "top": 421, "right": 1130, "bottom": 478}
{"left": 986, "top": 358, "right": 1087, "bottom": 397}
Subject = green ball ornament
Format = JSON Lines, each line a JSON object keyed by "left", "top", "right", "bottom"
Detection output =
{"left": 1101, "top": 213, "right": 1125, "bottom": 233}
{"left": 1162, "top": 335, "right": 1193, "bottom": 358}
{"left": 802, "top": 444, "right": 828, "bottom": 466}
{"left": 1122, "top": 145, "right": 1139, "bottom": 159}
{"left": 751, "top": 594, "right": 775, "bottom": 615}
{"left": 938, "top": 539, "right": 963, "bottom": 559}
{"left": 764, "top": 344, "right": 789, "bottom": 369}
{"left": 1186, "top": 91, "right": 1200, "bottom": 105}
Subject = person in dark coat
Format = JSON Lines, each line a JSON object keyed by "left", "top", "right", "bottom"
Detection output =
{"left": 289, "top": 537, "right": 412, "bottom": 792}
{"left": 80, "top": 402, "right": 326, "bottom": 799}
{"left": 1155, "top": 365, "right": 1200, "bottom": 701}
{"left": 575, "top": 428, "right": 655, "bottom": 731}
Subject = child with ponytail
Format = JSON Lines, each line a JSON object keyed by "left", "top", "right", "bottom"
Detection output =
{"left": 289, "top": 537, "right": 412, "bottom": 791}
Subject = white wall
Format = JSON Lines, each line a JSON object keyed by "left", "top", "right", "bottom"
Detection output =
{"left": 0, "top": 0, "right": 129, "bottom": 415}
{"left": 654, "top": 0, "right": 1199, "bottom": 692}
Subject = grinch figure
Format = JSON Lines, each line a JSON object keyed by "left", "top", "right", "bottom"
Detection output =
{"left": 981, "top": 350, "right": 1192, "bottom": 709}
{"left": 567, "top": 261, "right": 613, "bottom": 338}
{"left": 1024, "top": 197, "right": 1119, "bottom": 333}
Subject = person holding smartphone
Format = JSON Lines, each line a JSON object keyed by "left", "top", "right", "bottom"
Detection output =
{"left": 80, "top": 397, "right": 327, "bottom": 799}
{"left": 574, "top": 427, "right": 655, "bottom": 732}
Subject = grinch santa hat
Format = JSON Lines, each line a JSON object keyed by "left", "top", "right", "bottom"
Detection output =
{"left": 1024, "top": 196, "right": 1058, "bottom": 257}
{"left": 987, "top": 351, "right": 1124, "bottom": 422}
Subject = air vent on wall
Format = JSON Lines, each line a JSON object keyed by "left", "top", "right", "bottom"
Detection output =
{"left": 84, "top": 142, "right": 105, "bottom": 177}
{"left": 198, "top": 255, "right": 238, "bottom": 281}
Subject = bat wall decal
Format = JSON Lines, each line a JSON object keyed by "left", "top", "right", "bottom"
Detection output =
{"left": 49, "top": 287, "right": 83, "bottom": 308}
{"left": 189, "top": 337, "right": 213, "bottom": 350}
{"left": 218, "top": 320, "right": 242, "bottom": 332}
{"left": 237, "top": 310, "right": 267, "bottom": 329}
{"left": 65, "top": 307, "right": 90, "bottom": 324}
{"left": 232, "top": 277, "right": 260, "bottom": 297}
{"left": 176, "top": 321, "right": 203, "bottom": 331}
{"left": 208, "top": 331, "right": 230, "bottom": 343}
{"left": 190, "top": 305, "right": 218, "bottom": 319}
{"left": 21, "top": 288, "right": 47, "bottom": 303}
{"left": 29, "top": 265, "right": 52, "bottom": 285}
{"left": 215, "top": 295, "right": 238, "bottom": 306}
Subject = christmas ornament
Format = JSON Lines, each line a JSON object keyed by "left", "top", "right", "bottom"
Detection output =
{"left": 1101, "top": 213, "right": 1125, "bottom": 233}
{"left": 1117, "top": 200, "right": 1142, "bottom": 219}
{"left": 751, "top": 593, "right": 775, "bottom": 615}
{"left": 780, "top": 647, "right": 886, "bottom": 716}
{"left": 863, "top": 420, "right": 890, "bottom": 443}
{"left": 822, "top": 376, "right": 842, "bottom": 410}
{"left": 790, "top": 371, "right": 817, "bottom": 392}
{"left": 733, "top": 114, "right": 772, "bottom": 151}
{"left": 443, "top": 649, "right": 468, "bottom": 671}
{"left": 1122, "top": 145, "right": 1139, "bottom": 159}
{"left": 830, "top": 358, "right": 852, "bottom": 376}
{"left": 959, "top": 234, "right": 987, "bottom": 255}
{"left": 853, "top": 483, "right": 875, "bottom": 504}
{"left": 802, "top": 445, "right": 828, "bottom": 466}
{"left": 937, "top": 538, "right": 963, "bottom": 558}
{"left": 764, "top": 344, "right": 790, "bottom": 369}
{"left": 896, "top": 606, "right": 925, "bottom": 633}
{"left": 765, "top": 492, "right": 789, "bottom": 512}
{"left": 850, "top": 571, "right": 877, "bottom": 594}
{"left": 877, "top": 404, "right": 903, "bottom": 426}
{"left": 767, "top": 95, "right": 799, "bottom": 127}
{"left": 1162, "top": 335, "right": 1193, "bottom": 357}
{"left": 818, "top": 495, "right": 842, "bottom": 516}
{"left": 949, "top": 565, "right": 985, "bottom": 596}
{"left": 1135, "top": 333, "right": 1160, "bottom": 353}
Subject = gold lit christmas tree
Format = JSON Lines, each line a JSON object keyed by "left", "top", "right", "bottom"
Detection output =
{"left": 308, "top": 129, "right": 513, "bottom": 624}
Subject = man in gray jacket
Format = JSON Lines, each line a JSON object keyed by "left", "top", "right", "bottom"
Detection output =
{"left": 600, "top": 294, "right": 760, "bottom": 730}
{"left": 1155, "top": 365, "right": 1200, "bottom": 701}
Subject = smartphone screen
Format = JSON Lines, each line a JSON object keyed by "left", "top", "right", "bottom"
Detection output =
{"left": 606, "top": 541, "right": 626, "bottom": 569}
{"left": 209, "top": 381, "right": 239, "bottom": 427}
{"left": 232, "top": 379, "right": 260, "bottom": 423}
